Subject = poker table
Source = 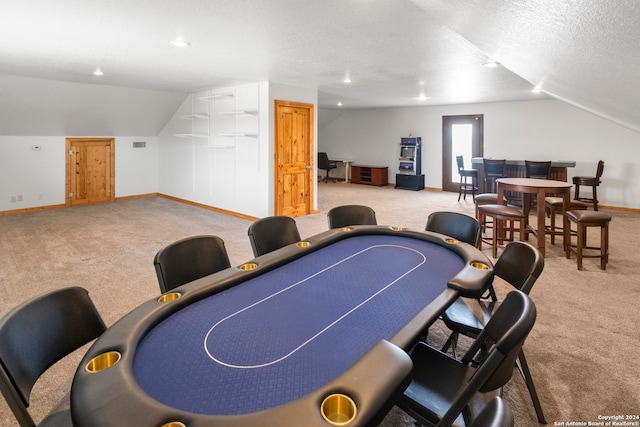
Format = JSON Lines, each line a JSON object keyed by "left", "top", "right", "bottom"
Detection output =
{"left": 71, "top": 225, "right": 494, "bottom": 427}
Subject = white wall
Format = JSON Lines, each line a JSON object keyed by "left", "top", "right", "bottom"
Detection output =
{"left": 319, "top": 99, "right": 640, "bottom": 209}
{"left": 158, "top": 83, "right": 271, "bottom": 218}
{"left": 158, "top": 81, "right": 318, "bottom": 218}
{"left": 0, "top": 136, "right": 159, "bottom": 212}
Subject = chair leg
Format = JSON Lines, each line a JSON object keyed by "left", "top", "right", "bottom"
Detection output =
{"left": 593, "top": 186, "right": 599, "bottom": 211}
{"left": 517, "top": 350, "right": 547, "bottom": 424}
{"left": 601, "top": 223, "right": 609, "bottom": 270}
{"left": 549, "top": 207, "right": 557, "bottom": 245}
{"left": 575, "top": 223, "right": 584, "bottom": 270}
{"left": 441, "top": 332, "right": 459, "bottom": 359}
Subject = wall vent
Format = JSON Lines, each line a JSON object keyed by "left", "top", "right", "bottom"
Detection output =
{"left": 133, "top": 141, "right": 146, "bottom": 148}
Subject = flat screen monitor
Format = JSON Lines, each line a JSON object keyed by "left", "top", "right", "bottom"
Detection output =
{"left": 400, "top": 147, "right": 415, "bottom": 159}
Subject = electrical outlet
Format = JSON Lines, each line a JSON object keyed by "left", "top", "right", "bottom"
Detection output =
{"left": 17, "top": 195, "right": 23, "bottom": 202}
{"left": 10, "top": 196, "right": 16, "bottom": 203}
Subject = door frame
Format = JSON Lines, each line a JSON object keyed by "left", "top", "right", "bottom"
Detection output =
{"left": 273, "top": 100, "right": 314, "bottom": 216}
{"left": 65, "top": 137, "right": 115, "bottom": 207}
{"left": 442, "top": 115, "right": 484, "bottom": 192}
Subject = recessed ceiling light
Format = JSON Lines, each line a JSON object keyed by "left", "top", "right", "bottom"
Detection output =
{"left": 171, "top": 39, "right": 191, "bottom": 47}
{"left": 343, "top": 77, "right": 352, "bottom": 84}
{"left": 415, "top": 93, "right": 429, "bottom": 101}
{"left": 532, "top": 84, "right": 543, "bottom": 93}
{"left": 337, "top": 101, "right": 343, "bottom": 107}
{"left": 483, "top": 61, "right": 500, "bottom": 68}
{"left": 93, "top": 69, "right": 104, "bottom": 76}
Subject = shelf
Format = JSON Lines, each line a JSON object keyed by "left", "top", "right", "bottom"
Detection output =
{"left": 219, "top": 110, "right": 258, "bottom": 116}
{"left": 173, "top": 133, "right": 209, "bottom": 139}
{"left": 220, "top": 133, "right": 258, "bottom": 138}
{"left": 179, "top": 114, "right": 210, "bottom": 120}
{"left": 199, "top": 93, "right": 234, "bottom": 101}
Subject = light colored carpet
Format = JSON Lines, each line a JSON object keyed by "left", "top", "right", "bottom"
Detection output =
{"left": 1, "top": 183, "right": 638, "bottom": 426}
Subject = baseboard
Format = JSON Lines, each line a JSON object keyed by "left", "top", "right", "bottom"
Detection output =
{"left": 157, "top": 194, "right": 259, "bottom": 222}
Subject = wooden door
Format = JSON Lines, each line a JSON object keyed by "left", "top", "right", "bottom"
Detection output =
{"left": 66, "top": 138, "right": 115, "bottom": 206}
{"left": 274, "top": 100, "right": 314, "bottom": 217}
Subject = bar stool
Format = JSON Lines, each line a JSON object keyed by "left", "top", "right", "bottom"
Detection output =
{"left": 573, "top": 160, "right": 604, "bottom": 211}
{"left": 565, "top": 210, "right": 611, "bottom": 270}
{"left": 483, "top": 158, "right": 506, "bottom": 193}
{"left": 544, "top": 197, "right": 588, "bottom": 244}
{"left": 474, "top": 193, "right": 506, "bottom": 233}
{"left": 478, "top": 204, "right": 526, "bottom": 258}
{"left": 456, "top": 155, "right": 478, "bottom": 202}
{"left": 525, "top": 160, "right": 551, "bottom": 179}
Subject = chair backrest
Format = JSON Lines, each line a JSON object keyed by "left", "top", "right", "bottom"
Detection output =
{"left": 426, "top": 211, "right": 482, "bottom": 247}
{"left": 456, "top": 155, "right": 465, "bottom": 173}
{"left": 327, "top": 205, "right": 377, "bottom": 229}
{"left": 595, "top": 160, "right": 605, "bottom": 180}
{"left": 438, "top": 290, "right": 536, "bottom": 426}
{"left": 525, "top": 161, "right": 551, "bottom": 179}
{"left": 466, "top": 290, "right": 536, "bottom": 391}
{"left": 483, "top": 159, "right": 506, "bottom": 178}
{"left": 154, "top": 235, "right": 231, "bottom": 293}
{"left": 494, "top": 241, "right": 544, "bottom": 294}
{"left": 468, "top": 397, "right": 514, "bottom": 427}
{"left": 318, "top": 152, "right": 332, "bottom": 170}
{"left": 0, "top": 287, "right": 106, "bottom": 426}
{"left": 248, "top": 216, "right": 301, "bottom": 257}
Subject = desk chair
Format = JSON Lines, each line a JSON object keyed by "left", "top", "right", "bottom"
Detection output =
{"left": 248, "top": 215, "right": 301, "bottom": 257}
{"left": 573, "top": 160, "right": 604, "bottom": 211}
{"left": 0, "top": 287, "right": 106, "bottom": 427}
{"left": 154, "top": 235, "right": 231, "bottom": 293}
{"left": 440, "top": 241, "right": 546, "bottom": 423}
{"left": 457, "top": 155, "right": 478, "bottom": 202}
{"left": 327, "top": 205, "right": 377, "bottom": 229}
{"left": 396, "top": 290, "right": 536, "bottom": 427}
{"left": 318, "top": 152, "right": 338, "bottom": 182}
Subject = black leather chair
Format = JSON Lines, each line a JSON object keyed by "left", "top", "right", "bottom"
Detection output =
{"left": 0, "top": 287, "right": 106, "bottom": 427}
{"left": 573, "top": 160, "right": 604, "bottom": 210}
{"left": 318, "top": 152, "right": 338, "bottom": 182}
{"left": 154, "top": 235, "right": 231, "bottom": 293}
{"left": 440, "top": 241, "right": 546, "bottom": 423}
{"left": 248, "top": 215, "right": 301, "bottom": 257}
{"left": 457, "top": 155, "right": 478, "bottom": 202}
{"left": 468, "top": 397, "right": 514, "bottom": 427}
{"left": 482, "top": 159, "right": 506, "bottom": 193}
{"left": 327, "top": 205, "right": 377, "bottom": 229}
{"left": 524, "top": 160, "right": 551, "bottom": 179}
{"left": 396, "top": 290, "right": 536, "bottom": 427}
{"left": 426, "top": 211, "right": 482, "bottom": 248}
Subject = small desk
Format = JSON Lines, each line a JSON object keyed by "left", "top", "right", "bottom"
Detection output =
{"left": 334, "top": 158, "right": 354, "bottom": 182}
{"left": 71, "top": 226, "right": 493, "bottom": 427}
{"left": 496, "top": 178, "right": 572, "bottom": 256}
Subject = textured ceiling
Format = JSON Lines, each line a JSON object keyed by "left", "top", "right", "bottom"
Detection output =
{"left": 0, "top": 0, "right": 638, "bottom": 132}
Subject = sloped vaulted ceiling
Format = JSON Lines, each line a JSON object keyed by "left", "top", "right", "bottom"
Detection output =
{"left": 0, "top": 0, "right": 638, "bottom": 135}
{"left": 411, "top": 0, "right": 640, "bottom": 132}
